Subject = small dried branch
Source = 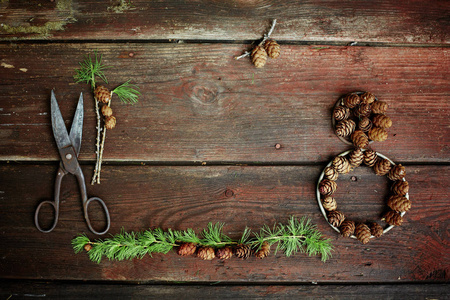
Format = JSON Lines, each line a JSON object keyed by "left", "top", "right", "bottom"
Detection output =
{"left": 234, "top": 19, "right": 277, "bottom": 60}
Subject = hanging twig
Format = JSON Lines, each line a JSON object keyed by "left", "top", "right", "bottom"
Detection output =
{"left": 235, "top": 19, "right": 277, "bottom": 60}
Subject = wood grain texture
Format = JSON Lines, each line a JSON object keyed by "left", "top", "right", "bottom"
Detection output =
{"left": 0, "top": 43, "right": 449, "bottom": 163}
{"left": 0, "top": 0, "right": 449, "bottom": 44}
{"left": 1, "top": 164, "right": 448, "bottom": 282}
{"left": 1, "top": 281, "right": 449, "bottom": 300}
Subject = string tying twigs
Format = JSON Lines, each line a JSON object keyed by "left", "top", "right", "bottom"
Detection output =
{"left": 235, "top": 19, "right": 280, "bottom": 68}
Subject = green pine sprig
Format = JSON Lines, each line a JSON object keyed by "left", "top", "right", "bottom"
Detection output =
{"left": 112, "top": 80, "right": 141, "bottom": 104}
{"left": 73, "top": 51, "right": 108, "bottom": 89}
{"left": 72, "top": 216, "right": 333, "bottom": 263}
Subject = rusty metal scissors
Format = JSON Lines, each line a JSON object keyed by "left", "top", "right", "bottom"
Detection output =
{"left": 34, "top": 91, "right": 110, "bottom": 235}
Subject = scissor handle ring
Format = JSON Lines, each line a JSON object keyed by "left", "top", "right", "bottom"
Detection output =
{"left": 84, "top": 197, "right": 111, "bottom": 235}
{"left": 34, "top": 200, "right": 59, "bottom": 233}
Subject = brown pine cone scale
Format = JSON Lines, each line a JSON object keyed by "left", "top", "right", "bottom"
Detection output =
{"left": 216, "top": 246, "right": 233, "bottom": 260}
{"left": 369, "top": 222, "right": 384, "bottom": 238}
{"left": 251, "top": 46, "right": 268, "bottom": 68}
{"left": 340, "top": 220, "right": 355, "bottom": 238}
{"left": 255, "top": 241, "right": 271, "bottom": 259}
{"left": 355, "top": 223, "right": 371, "bottom": 244}
{"left": 177, "top": 242, "right": 197, "bottom": 256}
{"left": 391, "top": 180, "right": 409, "bottom": 196}
{"left": 383, "top": 211, "right": 403, "bottom": 226}
{"left": 264, "top": 40, "right": 281, "bottom": 59}
{"left": 94, "top": 85, "right": 111, "bottom": 103}
{"left": 387, "top": 195, "right": 411, "bottom": 212}
{"left": 197, "top": 246, "right": 215, "bottom": 260}
{"left": 327, "top": 210, "right": 345, "bottom": 227}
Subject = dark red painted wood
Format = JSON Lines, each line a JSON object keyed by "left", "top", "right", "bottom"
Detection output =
{"left": 0, "top": 0, "right": 448, "bottom": 44}
{"left": 0, "top": 164, "right": 448, "bottom": 282}
{"left": 0, "top": 44, "right": 448, "bottom": 163}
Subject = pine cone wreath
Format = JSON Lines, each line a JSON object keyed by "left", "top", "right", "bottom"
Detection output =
{"left": 251, "top": 46, "right": 268, "bottom": 68}
{"left": 255, "top": 242, "right": 271, "bottom": 259}
{"left": 360, "top": 92, "right": 376, "bottom": 104}
{"left": 372, "top": 114, "right": 392, "bottom": 128}
{"left": 104, "top": 116, "right": 116, "bottom": 129}
{"left": 332, "top": 156, "right": 351, "bottom": 174}
{"left": 388, "top": 164, "right": 406, "bottom": 181}
{"left": 374, "top": 158, "right": 392, "bottom": 176}
{"left": 197, "top": 246, "right": 216, "bottom": 260}
{"left": 94, "top": 85, "right": 111, "bottom": 103}
{"left": 319, "top": 179, "right": 337, "bottom": 196}
{"left": 343, "top": 93, "right": 361, "bottom": 109}
{"left": 391, "top": 180, "right": 409, "bottom": 196}
{"left": 363, "top": 150, "right": 378, "bottom": 167}
{"left": 382, "top": 210, "right": 403, "bottom": 226}
{"left": 234, "top": 244, "right": 252, "bottom": 259}
{"left": 340, "top": 220, "right": 355, "bottom": 238}
{"left": 387, "top": 195, "right": 411, "bottom": 212}
{"left": 355, "top": 103, "right": 372, "bottom": 118}
{"left": 355, "top": 223, "right": 371, "bottom": 244}
{"left": 264, "top": 40, "right": 281, "bottom": 59}
{"left": 371, "top": 100, "right": 388, "bottom": 114}
{"left": 351, "top": 130, "right": 369, "bottom": 149}
{"left": 358, "top": 116, "right": 372, "bottom": 132}
{"left": 335, "top": 119, "right": 356, "bottom": 137}
{"left": 216, "top": 246, "right": 233, "bottom": 260}
{"left": 369, "top": 222, "right": 384, "bottom": 238}
{"left": 324, "top": 166, "right": 339, "bottom": 181}
{"left": 177, "top": 242, "right": 197, "bottom": 256}
{"left": 322, "top": 196, "right": 337, "bottom": 211}
{"left": 101, "top": 105, "right": 113, "bottom": 117}
{"left": 333, "top": 106, "right": 350, "bottom": 121}
{"left": 348, "top": 148, "right": 364, "bottom": 167}
{"left": 327, "top": 210, "right": 345, "bottom": 227}
{"left": 368, "top": 127, "right": 388, "bottom": 142}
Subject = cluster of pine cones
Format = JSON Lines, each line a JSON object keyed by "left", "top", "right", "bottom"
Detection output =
{"left": 251, "top": 40, "right": 281, "bottom": 68}
{"left": 318, "top": 149, "right": 411, "bottom": 244}
{"left": 333, "top": 92, "right": 391, "bottom": 148}
{"left": 94, "top": 85, "right": 116, "bottom": 130}
{"left": 176, "top": 242, "right": 271, "bottom": 260}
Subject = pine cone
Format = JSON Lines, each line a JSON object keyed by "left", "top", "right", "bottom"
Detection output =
{"left": 369, "top": 222, "right": 384, "bottom": 238}
{"left": 332, "top": 156, "right": 351, "bottom": 174}
{"left": 104, "top": 116, "right": 116, "bottom": 129}
{"left": 355, "top": 223, "right": 371, "bottom": 244}
{"left": 374, "top": 158, "right": 392, "bottom": 176}
{"left": 319, "top": 179, "right": 337, "bottom": 196}
{"left": 343, "top": 93, "right": 361, "bottom": 109}
{"left": 387, "top": 195, "right": 411, "bottom": 212}
{"left": 101, "top": 105, "right": 113, "bottom": 117}
{"left": 216, "top": 246, "right": 233, "bottom": 260}
{"left": 251, "top": 46, "right": 268, "bottom": 68}
{"left": 94, "top": 85, "right": 111, "bottom": 103}
{"left": 84, "top": 244, "right": 92, "bottom": 252}
{"left": 324, "top": 166, "right": 339, "bottom": 181}
{"left": 340, "top": 220, "right": 355, "bottom": 238}
{"left": 348, "top": 148, "right": 364, "bottom": 167}
{"left": 327, "top": 210, "right": 345, "bottom": 227}
{"left": 234, "top": 244, "right": 252, "bottom": 259}
{"left": 355, "top": 103, "right": 372, "bottom": 118}
{"left": 371, "top": 100, "right": 388, "bottom": 114}
{"left": 391, "top": 180, "right": 409, "bottom": 196}
{"left": 255, "top": 241, "right": 271, "bottom": 259}
{"left": 264, "top": 40, "right": 280, "bottom": 59}
{"left": 360, "top": 92, "right": 376, "bottom": 104}
{"left": 335, "top": 119, "right": 356, "bottom": 137}
{"left": 351, "top": 130, "right": 369, "bottom": 149}
{"left": 197, "top": 246, "right": 215, "bottom": 260}
{"left": 333, "top": 106, "right": 350, "bottom": 121}
{"left": 383, "top": 210, "right": 403, "bottom": 226}
{"left": 388, "top": 164, "right": 406, "bottom": 181}
{"left": 368, "top": 127, "right": 388, "bottom": 142}
{"left": 372, "top": 114, "right": 392, "bottom": 128}
{"left": 177, "top": 242, "right": 197, "bottom": 256}
{"left": 322, "top": 196, "right": 337, "bottom": 211}
{"left": 364, "top": 150, "right": 378, "bottom": 167}
{"left": 358, "top": 116, "right": 372, "bottom": 132}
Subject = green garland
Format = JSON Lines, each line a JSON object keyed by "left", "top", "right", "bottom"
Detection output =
{"left": 72, "top": 216, "right": 333, "bottom": 263}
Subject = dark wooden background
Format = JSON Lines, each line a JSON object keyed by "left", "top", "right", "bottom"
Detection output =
{"left": 1, "top": 0, "right": 449, "bottom": 298}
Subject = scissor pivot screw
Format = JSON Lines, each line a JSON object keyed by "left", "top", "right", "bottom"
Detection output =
{"left": 66, "top": 153, "right": 72, "bottom": 160}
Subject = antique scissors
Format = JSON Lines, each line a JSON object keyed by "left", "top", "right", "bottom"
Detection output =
{"left": 34, "top": 91, "right": 110, "bottom": 235}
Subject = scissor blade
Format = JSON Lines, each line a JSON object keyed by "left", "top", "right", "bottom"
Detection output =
{"left": 69, "top": 93, "right": 83, "bottom": 157}
{"left": 51, "top": 90, "right": 72, "bottom": 151}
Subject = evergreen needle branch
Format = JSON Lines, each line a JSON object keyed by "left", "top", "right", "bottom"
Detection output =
{"left": 72, "top": 216, "right": 333, "bottom": 263}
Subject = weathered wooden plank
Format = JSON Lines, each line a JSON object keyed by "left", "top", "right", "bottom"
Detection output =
{"left": 0, "top": 0, "right": 449, "bottom": 44}
{"left": 0, "top": 164, "right": 448, "bottom": 282}
{"left": 0, "top": 44, "right": 448, "bottom": 163}
{"left": 1, "top": 281, "right": 449, "bottom": 300}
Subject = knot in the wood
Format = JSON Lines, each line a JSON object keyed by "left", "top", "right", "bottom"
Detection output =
{"left": 224, "top": 188, "right": 234, "bottom": 198}
{"left": 184, "top": 81, "right": 221, "bottom": 106}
